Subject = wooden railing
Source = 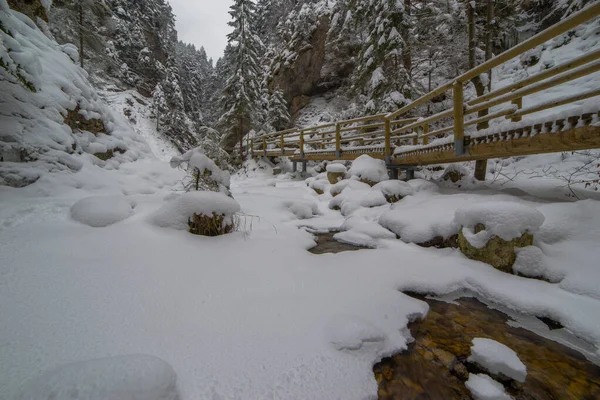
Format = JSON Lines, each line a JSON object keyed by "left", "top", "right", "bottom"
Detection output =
{"left": 251, "top": 2, "right": 600, "bottom": 163}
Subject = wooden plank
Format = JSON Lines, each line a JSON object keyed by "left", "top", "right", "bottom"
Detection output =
{"left": 386, "top": 82, "right": 453, "bottom": 119}
{"left": 339, "top": 113, "right": 387, "bottom": 126}
{"left": 510, "top": 87, "right": 600, "bottom": 119}
{"left": 392, "top": 125, "right": 600, "bottom": 165}
{"left": 468, "top": 60, "right": 600, "bottom": 115}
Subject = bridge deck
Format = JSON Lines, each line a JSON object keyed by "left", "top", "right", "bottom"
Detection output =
{"left": 250, "top": 3, "right": 600, "bottom": 177}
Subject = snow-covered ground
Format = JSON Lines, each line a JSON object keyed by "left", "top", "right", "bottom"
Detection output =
{"left": 2, "top": 155, "right": 600, "bottom": 399}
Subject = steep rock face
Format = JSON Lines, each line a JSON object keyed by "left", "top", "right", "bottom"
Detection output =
{"left": 6, "top": 0, "right": 47, "bottom": 22}
{"left": 271, "top": 15, "right": 330, "bottom": 115}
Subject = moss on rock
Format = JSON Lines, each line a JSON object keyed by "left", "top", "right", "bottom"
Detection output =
{"left": 458, "top": 224, "right": 534, "bottom": 272}
{"left": 64, "top": 106, "right": 106, "bottom": 135}
{"left": 188, "top": 212, "right": 235, "bottom": 236}
{"left": 327, "top": 171, "right": 345, "bottom": 184}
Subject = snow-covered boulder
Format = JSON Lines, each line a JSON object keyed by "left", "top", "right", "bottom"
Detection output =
{"left": 455, "top": 202, "right": 545, "bottom": 271}
{"left": 70, "top": 196, "right": 134, "bottom": 227}
{"left": 513, "top": 246, "right": 564, "bottom": 283}
{"left": 440, "top": 164, "right": 471, "bottom": 185}
{"left": 373, "top": 180, "right": 414, "bottom": 203}
{"left": 468, "top": 338, "right": 527, "bottom": 383}
{"left": 309, "top": 179, "right": 330, "bottom": 195}
{"left": 326, "top": 163, "right": 346, "bottom": 184}
{"left": 348, "top": 155, "right": 389, "bottom": 186}
{"left": 465, "top": 373, "right": 512, "bottom": 400}
{"left": 329, "top": 179, "right": 371, "bottom": 197}
{"left": 328, "top": 187, "right": 387, "bottom": 216}
{"left": 151, "top": 191, "right": 240, "bottom": 236}
{"left": 281, "top": 199, "right": 320, "bottom": 220}
{"left": 334, "top": 217, "right": 397, "bottom": 248}
{"left": 13, "top": 354, "right": 178, "bottom": 400}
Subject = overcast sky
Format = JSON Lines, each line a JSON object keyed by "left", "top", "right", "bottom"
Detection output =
{"left": 169, "top": 0, "right": 234, "bottom": 62}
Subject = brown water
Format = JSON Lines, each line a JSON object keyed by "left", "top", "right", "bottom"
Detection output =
{"left": 374, "top": 294, "right": 600, "bottom": 400}
{"left": 308, "top": 232, "right": 370, "bottom": 254}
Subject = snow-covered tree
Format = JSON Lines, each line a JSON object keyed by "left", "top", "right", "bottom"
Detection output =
{"left": 351, "top": 0, "right": 411, "bottom": 113}
{"left": 218, "top": 0, "right": 264, "bottom": 155}
{"left": 267, "top": 88, "right": 291, "bottom": 132}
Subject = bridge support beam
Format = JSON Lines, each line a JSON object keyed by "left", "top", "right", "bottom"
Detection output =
{"left": 389, "top": 168, "right": 399, "bottom": 180}
{"left": 405, "top": 169, "right": 415, "bottom": 181}
{"left": 292, "top": 161, "right": 297, "bottom": 173}
{"left": 474, "top": 160, "right": 487, "bottom": 181}
{"left": 302, "top": 161, "right": 307, "bottom": 173}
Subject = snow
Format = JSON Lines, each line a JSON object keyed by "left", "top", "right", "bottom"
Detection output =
{"left": 408, "top": 178, "right": 439, "bottom": 193}
{"left": 329, "top": 186, "right": 388, "bottom": 216}
{"left": 2, "top": 161, "right": 600, "bottom": 399}
{"left": 330, "top": 178, "right": 370, "bottom": 196}
{"left": 373, "top": 180, "right": 413, "bottom": 198}
{"left": 455, "top": 202, "right": 545, "bottom": 248}
{"left": 150, "top": 191, "right": 241, "bottom": 231}
{"left": 348, "top": 155, "right": 389, "bottom": 184}
{"left": 468, "top": 338, "right": 527, "bottom": 383}
{"left": 281, "top": 199, "right": 320, "bottom": 220}
{"left": 325, "top": 314, "right": 386, "bottom": 351}
{"left": 70, "top": 196, "right": 134, "bottom": 228}
{"left": 0, "top": 6, "right": 152, "bottom": 186}
{"left": 465, "top": 373, "right": 511, "bottom": 400}
{"left": 326, "top": 163, "right": 347, "bottom": 173}
{"left": 14, "top": 354, "right": 177, "bottom": 400}
{"left": 40, "top": 0, "right": 53, "bottom": 12}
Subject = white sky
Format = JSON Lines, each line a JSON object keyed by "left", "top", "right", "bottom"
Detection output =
{"left": 169, "top": 0, "right": 234, "bottom": 63}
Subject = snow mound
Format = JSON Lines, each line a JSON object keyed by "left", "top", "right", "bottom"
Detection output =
{"left": 465, "top": 373, "right": 511, "bottom": 400}
{"left": 329, "top": 187, "right": 388, "bottom": 216}
{"left": 513, "top": 246, "right": 564, "bottom": 283}
{"left": 468, "top": 338, "right": 527, "bottom": 382}
{"left": 310, "top": 179, "right": 330, "bottom": 194}
{"left": 373, "top": 180, "right": 414, "bottom": 198}
{"left": 378, "top": 196, "right": 460, "bottom": 243}
{"left": 326, "top": 163, "right": 347, "bottom": 173}
{"left": 14, "top": 354, "right": 177, "bottom": 400}
{"left": 70, "top": 196, "right": 134, "bottom": 227}
{"left": 455, "top": 202, "right": 545, "bottom": 249}
{"left": 325, "top": 314, "right": 386, "bottom": 351}
{"left": 407, "top": 179, "right": 439, "bottom": 193}
{"left": 348, "top": 155, "right": 389, "bottom": 184}
{"left": 281, "top": 199, "right": 320, "bottom": 220}
{"left": 334, "top": 217, "right": 397, "bottom": 248}
{"left": 330, "top": 179, "right": 371, "bottom": 196}
{"left": 0, "top": 6, "right": 151, "bottom": 186}
{"left": 151, "top": 192, "right": 241, "bottom": 231}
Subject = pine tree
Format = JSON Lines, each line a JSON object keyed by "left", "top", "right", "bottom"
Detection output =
{"left": 218, "top": 0, "right": 264, "bottom": 157}
{"left": 267, "top": 88, "right": 291, "bottom": 132}
{"left": 352, "top": 0, "right": 411, "bottom": 113}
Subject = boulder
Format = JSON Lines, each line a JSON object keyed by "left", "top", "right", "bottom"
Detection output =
{"left": 458, "top": 223, "right": 534, "bottom": 272}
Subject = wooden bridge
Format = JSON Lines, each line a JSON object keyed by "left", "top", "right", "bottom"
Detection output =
{"left": 250, "top": 3, "right": 600, "bottom": 180}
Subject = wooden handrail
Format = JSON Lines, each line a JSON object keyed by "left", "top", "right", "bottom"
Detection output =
{"left": 255, "top": 2, "right": 600, "bottom": 160}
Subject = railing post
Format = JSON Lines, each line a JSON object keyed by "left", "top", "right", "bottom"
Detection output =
{"left": 250, "top": 139, "right": 254, "bottom": 157}
{"left": 412, "top": 128, "right": 418, "bottom": 145}
{"left": 300, "top": 130, "right": 305, "bottom": 158}
{"left": 335, "top": 123, "right": 341, "bottom": 157}
{"left": 453, "top": 80, "right": 465, "bottom": 156}
{"left": 422, "top": 125, "right": 429, "bottom": 145}
{"left": 263, "top": 136, "right": 267, "bottom": 156}
{"left": 280, "top": 133, "right": 284, "bottom": 155}
{"left": 511, "top": 97, "right": 523, "bottom": 122}
{"left": 384, "top": 118, "right": 391, "bottom": 162}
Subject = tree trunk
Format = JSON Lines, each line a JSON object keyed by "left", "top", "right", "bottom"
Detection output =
{"left": 485, "top": 0, "right": 494, "bottom": 92}
{"left": 467, "top": 1, "right": 487, "bottom": 127}
{"left": 402, "top": 0, "right": 412, "bottom": 73}
{"left": 79, "top": 3, "right": 84, "bottom": 68}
